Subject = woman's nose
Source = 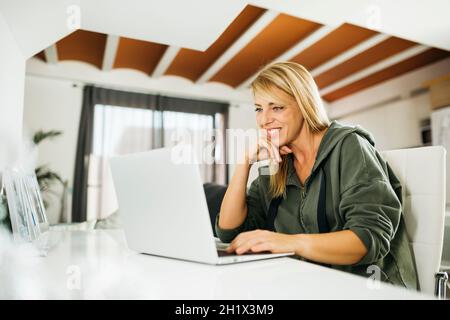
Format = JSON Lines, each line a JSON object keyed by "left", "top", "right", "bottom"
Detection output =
{"left": 260, "top": 109, "right": 273, "bottom": 126}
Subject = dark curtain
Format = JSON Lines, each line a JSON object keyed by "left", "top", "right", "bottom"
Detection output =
{"left": 72, "top": 86, "right": 94, "bottom": 222}
{"left": 72, "top": 86, "right": 159, "bottom": 222}
{"left": 72, "top": 85, "right": 229, "bottom": 222}
{"left": 159, "top": 96, "right": 227, "bottom": 115}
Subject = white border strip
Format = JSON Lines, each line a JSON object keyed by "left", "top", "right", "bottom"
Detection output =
{"left": 102, "top": 35, "right": 120, "bottom": 71}
{"left": 152, "top": 46, "right": 180, "bottom": 77}
{"left": 44, "top": 44, "right": 58, "bottom": 64}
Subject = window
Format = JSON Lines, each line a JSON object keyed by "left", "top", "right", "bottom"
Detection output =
{"left": 73, "top": 86, "right": 228, "bottom": 222}
{"left": 87, "top": 102, "right": 227, "bottom": 220}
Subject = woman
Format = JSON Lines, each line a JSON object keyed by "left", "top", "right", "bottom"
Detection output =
{"left": 216, "top": 61, "right": 418, "bottom": 289}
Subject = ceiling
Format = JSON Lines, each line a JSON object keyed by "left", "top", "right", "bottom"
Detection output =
{"left": 33, "top": 4, "right": 450, "bottom": 102}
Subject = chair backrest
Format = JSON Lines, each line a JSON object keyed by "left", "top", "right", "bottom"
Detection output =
{"left": 203, "top": 183, "right": 227, "bottom": 236}
{"left": 381, "top": 146, "right": 446, "bottom": 295}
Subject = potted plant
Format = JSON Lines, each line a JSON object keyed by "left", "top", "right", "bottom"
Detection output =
{"left": 0, "top": 130, "right": 66, "bottom": 230}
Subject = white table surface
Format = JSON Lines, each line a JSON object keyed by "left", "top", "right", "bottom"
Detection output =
{"left": 0, "top": 229, "right": 432, "bottom": 299}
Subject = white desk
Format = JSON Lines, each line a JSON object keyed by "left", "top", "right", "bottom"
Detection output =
{"left": 0, "top": 230, "right": 432, "bottom": 299}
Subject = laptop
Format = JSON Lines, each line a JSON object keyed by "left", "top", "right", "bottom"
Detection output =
{"left": 109, "top": 145, "right": 294, "bottom": 265}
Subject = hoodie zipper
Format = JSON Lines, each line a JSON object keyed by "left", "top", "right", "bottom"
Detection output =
{"left": 298, "top": 185, "right": 308, "bottom": 230}
{"left": 298, "top": 172, "right": 318, "bottom": 232}
{"left": 300, "top": 186, "right": 306, "bottom": 199}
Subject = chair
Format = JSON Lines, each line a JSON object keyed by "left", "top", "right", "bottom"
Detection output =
{"left": 202, "top": 183, "right": 227, "bottom": 237}
{"left": 382, "top": 146, "right": 448, "bottom": 298}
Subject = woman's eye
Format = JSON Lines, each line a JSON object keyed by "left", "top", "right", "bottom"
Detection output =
{"left": 254, "top": 107, "right": 262, "bottom": 112}
{"left": 273, "top": 106, "right": 284, "bottom": 111}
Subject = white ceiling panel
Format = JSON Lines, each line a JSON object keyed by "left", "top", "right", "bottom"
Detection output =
{"left": 80, "top": 0, "right": 247, "bottom": 51}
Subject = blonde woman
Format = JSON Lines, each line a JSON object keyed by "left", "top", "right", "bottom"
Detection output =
{"left": 216, "top": 61, "right": 418, "bottom": 289}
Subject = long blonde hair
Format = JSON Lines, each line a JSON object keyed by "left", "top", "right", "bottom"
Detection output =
{"left": 251, "top": 61, "right": 330, "bottom": 198}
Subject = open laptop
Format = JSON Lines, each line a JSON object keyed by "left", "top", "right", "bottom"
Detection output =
{"left": 109, "top": 145, "right": 294, "bottom": 265}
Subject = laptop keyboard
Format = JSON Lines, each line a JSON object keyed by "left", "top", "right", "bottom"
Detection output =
{"left": 217, "top": 250, "right": 271, "bottom": 257}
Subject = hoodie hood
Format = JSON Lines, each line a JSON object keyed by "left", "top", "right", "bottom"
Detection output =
{"left": 312, "top": 120, "right": 375, "bottom": 173}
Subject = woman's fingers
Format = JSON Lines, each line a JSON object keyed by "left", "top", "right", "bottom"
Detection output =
{"left": 267, "top": 145, "right": 280, "bottom": 163}
{"left": 256, "top": 138, "right": 273, "bottom": 162}
{"left": 263, "top": 138, "right": 281, "bottom": 163}
{"left": 235, "top": 237, "right": 265, "bottom": 255}
{"left": 228, "top": 237, "right": 272, "bottom": 254}
{"left": 226, "top": 230, "right": 266, "bottom": 254}
{"left": 250, "top": 242, "right": 272, "bottom": 253}
{"left": 280, "top": 145, "right": 293, "bottom": 154}
{"left": 247, "top": 129, "right": 293, "bottom": 163}
{"left": 228, "top": 230, "right": 254, "bottom": 248}
{"left": 226, "top": 233, "right": 245, "bottom": 253}
{"left": 250, "top": 135, "right": 286, "bottom": 163}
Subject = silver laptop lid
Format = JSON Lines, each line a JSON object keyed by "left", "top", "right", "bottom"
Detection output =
{"left": 109, "top": 145, "right": 218, "bottom": 264}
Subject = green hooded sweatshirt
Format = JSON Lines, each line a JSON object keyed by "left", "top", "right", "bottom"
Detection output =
{"left": 216, "top": 120, "right": 419, "bottom": 290}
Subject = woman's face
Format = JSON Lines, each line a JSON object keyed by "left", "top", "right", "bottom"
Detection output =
{"left": 254, "top": 86, "right": 303, "bottom": 147}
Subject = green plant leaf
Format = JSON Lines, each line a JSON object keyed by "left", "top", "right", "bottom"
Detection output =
{"left": 33, "top": 130, "right": 62, "bottom": 145}
{"left": 35, "top": 166, "right": 64, "bottom": 192}
{"left": 33, "top": 129, "right": 65, "bottom": 209}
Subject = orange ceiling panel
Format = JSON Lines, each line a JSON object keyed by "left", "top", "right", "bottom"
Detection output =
{"left": 209, "top": 13, "right": 321, "bottom": 87}
{"left": 323, "top": 48, "right": 450, "bottom": 102}
{"left": 34, "top": 51, "right": 46, "bottom": 62}
{"left": 315, "top": 37, "right": 416, "bottom": 88}
{"left": 290, "top": 24, "right": 377, "bottom": 70}
{"left": 165, "top": 5, "right": 266, "bottom": 81}
{"left": 57, "top": 30, "right": 106, "bottom": 69}
{"left": 113, "top": 37, "right": 168, "bottom": 74}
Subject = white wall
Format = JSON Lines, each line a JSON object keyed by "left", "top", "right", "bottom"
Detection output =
{"left": 23, "top": 75, "right": 83, "bottom": 223}
{"left": 327, "top": 57, "right": 450, "bottom": 151}
{"left": 228, "top": 103, "right": 257, "bottom": 132}
{"left": 227, "top": 103, "right": 259, "bottom": 184}
{"left": 0, "top": 13, "right": 26, "bottom": 172}
{"left": 327, "top": 57, "right": 450, "bottom": 119}
{"left": 337, "top": 93, "right": 431, "bottom": 151}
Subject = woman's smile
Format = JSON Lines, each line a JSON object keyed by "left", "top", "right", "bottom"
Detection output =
{"left": 266, "top": 127, "right": 281, "bottom": 138}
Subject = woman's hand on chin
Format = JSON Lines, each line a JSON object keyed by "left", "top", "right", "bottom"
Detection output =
{"left": 279, "top": 145, "right": 293, "bottom": 156}
{"left": 246, "top": 136, "right": 282, "bottom": 164}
